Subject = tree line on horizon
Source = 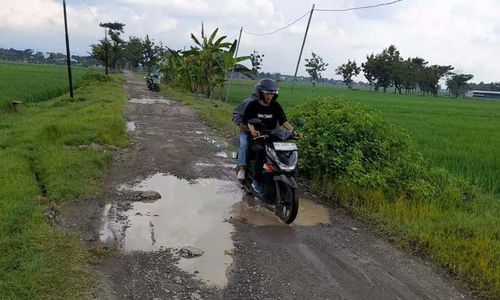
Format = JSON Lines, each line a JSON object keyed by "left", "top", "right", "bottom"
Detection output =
{"left": 4, "top": 22, "right": 496, "bottom": 99}
{"left": 306, "top": 45, "right": 483, "bottom": 98}
{"left": 0, "top": 47, "right": 99, "bottom": 67}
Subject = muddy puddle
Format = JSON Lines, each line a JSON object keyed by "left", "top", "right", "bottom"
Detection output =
{"left": 129, "top": 98, "right": 170, "bottom": 104}
{"left": 100, "top": 174, "right": 331, "bottom": 287}
{"left": 101, "top": 174, "right": 243, "bottom": 287}
{"left": 196, "top": 134, "right": 237, "bottom": 159}
{"left": 233, "top": 195, "right": 331, "bottom": 227}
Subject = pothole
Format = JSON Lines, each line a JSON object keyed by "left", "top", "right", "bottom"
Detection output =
{"left": 100, "top": 174, "right": 243, "bottom": 287}
{"left": 232, "top": 195, "right": 331, "bottom": 227}
{"left": 129, "top": 98, "right": 170, "bottom": 104}
{"left": 100, "top": 174, "right": 331, "bottom": 286}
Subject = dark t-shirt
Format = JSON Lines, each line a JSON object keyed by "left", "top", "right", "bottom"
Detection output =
{"left": 243, "top": 100, "right": 287, "bottom": 130}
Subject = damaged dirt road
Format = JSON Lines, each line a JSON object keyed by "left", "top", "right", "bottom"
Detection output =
{"left": 62, "top": 72, "right": 471, "bottom": 299}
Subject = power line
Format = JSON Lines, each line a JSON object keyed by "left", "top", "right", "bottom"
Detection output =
{"left": 243, "top": 10, "right": 311, "bottom": 36}
{"left": 227, "top": 32, "right": 240, "bottom": 42}
{"left": 82, "top": 0, "right": 101, "bottom": 24}
{"left": 315, "top": 0, "right": 403, "bottom": 12}
{"left": 241, "top": 1, "right": 403, "bottom": 36}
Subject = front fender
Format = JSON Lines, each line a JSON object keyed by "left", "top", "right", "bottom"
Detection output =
{"left": 273, "top": 174, "right": 297, "bottom": 189}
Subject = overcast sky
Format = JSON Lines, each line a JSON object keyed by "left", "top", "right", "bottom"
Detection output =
{"left": 1, "top": 0, "right": 499, "bottom": 82}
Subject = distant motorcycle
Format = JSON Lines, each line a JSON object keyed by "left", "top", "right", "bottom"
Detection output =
{"left": 146, "top": 74, "right": 160, "bottom": 92}
{"left": 239, "top": 119, "right": 301, "bottom": 224}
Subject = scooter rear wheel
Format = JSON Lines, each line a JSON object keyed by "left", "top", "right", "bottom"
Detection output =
{"left": 275, "top": 181, "right": 298, "bottom": 224}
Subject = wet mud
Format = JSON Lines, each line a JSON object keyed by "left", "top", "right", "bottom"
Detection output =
{"left": 232, "top": 195, "right": 331, "bottom": 227}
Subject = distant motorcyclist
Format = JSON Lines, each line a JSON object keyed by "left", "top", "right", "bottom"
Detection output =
{"left": 146, "top": 70, "right": 160, "bottom": 91}
{"left": 241, "top": 78, "right": 294, "bottom": 196}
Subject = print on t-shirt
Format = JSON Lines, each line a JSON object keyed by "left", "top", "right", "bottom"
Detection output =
{"left": 257, "top": 113, "right": 273, "bottom": 119}
{"left": 243, "top": 100, "right": 287, "bottom": 130}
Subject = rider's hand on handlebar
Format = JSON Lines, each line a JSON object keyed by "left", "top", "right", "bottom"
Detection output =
{"left": 250, "top": 130, "right": 260, "bottom": 138}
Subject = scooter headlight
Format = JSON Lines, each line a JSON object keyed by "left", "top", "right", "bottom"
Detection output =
{"left": 267, "top": 147, "right": 298, "bottom": 172}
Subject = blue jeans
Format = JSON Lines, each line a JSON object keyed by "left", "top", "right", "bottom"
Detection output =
{"left": 237, "top": 132, "right": 249, "bottom": 167}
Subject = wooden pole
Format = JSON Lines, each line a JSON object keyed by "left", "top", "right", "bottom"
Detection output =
{"left": 292, "top": 4, "right": 315, "bottom": 91}
{"left": 225, "top": 27, "right": 243, "bottom": 102}
{"left": 62, "top": 0, "right": 74, "bottom": 97}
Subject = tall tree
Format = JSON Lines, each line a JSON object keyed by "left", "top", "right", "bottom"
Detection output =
{"left": 124, "top": 36, "right": 144, "bottom": 70}
{"left": 97, "top": 22, "right": 126, "bottom": 72}
{"left": 90, "top": 39, "right": 112, "bottom": 70}
{"left": 304, "top": 52, "right": 328, "bottom": 88}
{"left": 336, "top": 59, "right": 361, "bottom": 89}
{"left": 421, "top": 64, "right": 454, "bottom": 96}
{"left": 447, "top": 73, "right": 474, "bottom": 97}
{"left": 142, "top": 35, "right": 162, "bottom": 73}
{"left": 361, "top": 54, "right": 377, "bottom": 90}
{"left": 386, "top": 45, "right": 404, "bottom": 94}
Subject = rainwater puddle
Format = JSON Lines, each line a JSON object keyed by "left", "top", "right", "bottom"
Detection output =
{"left": 129, "top": 98, "right": 170, "bottom": 104}
{"left": 194, "top": 162, "right": 236, "bottom": 169}
{"left": 233, "top": 196, "right": 331, "bottom": 227}
{"left": 215, "top": 151, "right": 228, "bottom": 158}
{"left": 126, "top": 121, "right": 136, "bottom": 132}
{"left": 100, "top": 174, "right": 331, "bottom": 286}
{"left": 100, "top": 174, "right": 243, "bottom": 287}
{"left": 194, "top": 162, "right": 216, "bottom": 168}
{"left": 215, "top": 151, "right": 237, "bottom": 159}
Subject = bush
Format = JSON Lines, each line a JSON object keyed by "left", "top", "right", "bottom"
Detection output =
{"left": 290, "top": 97, "right": 481, "bottom": 203}
{"left": 81, "top": 71, "right": 111, "bottom": 85}
{"left": 291, "top": 98, "right": 417, "bottom": 189}
{"left": 289, "top": 97, "right": 499, "bottom": 297}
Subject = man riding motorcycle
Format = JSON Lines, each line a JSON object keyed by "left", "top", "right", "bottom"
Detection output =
{"left": 241, "top": 79, "right": 294, "bottom": 197}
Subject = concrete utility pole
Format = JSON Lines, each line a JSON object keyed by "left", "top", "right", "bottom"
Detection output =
{"left": 104, "top": 28, "right": 109, "bottom": 75}
{"left": 62, "top": 0, "right": 74, "bottom": 97}
{"left": 225, "top": 27, "right": 243, "bottom": 102}
{"left": 292, "top": 4, "right": 315, "bottom": 91}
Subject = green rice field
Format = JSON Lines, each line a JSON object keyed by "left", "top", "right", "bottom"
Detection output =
{"left": 225, "top": 80, "right": 500, "bottom": 196}
{"left": 0, "top": 60, "right": 92, "bottom": 110}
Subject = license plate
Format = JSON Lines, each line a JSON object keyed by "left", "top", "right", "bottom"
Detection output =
{"left": 273, "top": 142, "right": 297, "bottom": 151}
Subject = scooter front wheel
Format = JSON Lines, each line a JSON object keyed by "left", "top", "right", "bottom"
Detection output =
{"left": 275, "top": 181, "right": 298, "bottom": 224}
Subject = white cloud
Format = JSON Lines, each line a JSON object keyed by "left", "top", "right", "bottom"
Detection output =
{"left": 157, "top": 19, "right": 178, "bottom": 32}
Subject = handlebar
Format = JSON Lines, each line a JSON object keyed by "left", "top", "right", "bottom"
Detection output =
{"left": 252, "top": 131, "right": 302, "bottom": 141}
{"left": 252, "top": 134, "right": 269, "bottom": 140}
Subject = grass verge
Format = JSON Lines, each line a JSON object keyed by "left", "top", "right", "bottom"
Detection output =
{"left": 162, "top": 86, "right": 238, "bottom": 140}
{"left": 0, "top": 75, "right": 128, "bottom": 299}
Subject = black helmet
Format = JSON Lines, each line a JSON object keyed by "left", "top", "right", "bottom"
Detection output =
{"left": 255, "top": 78, "right": 279, "bottom": 101}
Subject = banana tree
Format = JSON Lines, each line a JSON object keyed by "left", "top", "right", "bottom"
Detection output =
{"left": 160, "top": 25, "right": 251, "bottom": 99}
{"left": 189, "top": 26, "right": 250, "bottom": 98}
{"left": 212, "top": 39, "right": 250, "bottom": 99}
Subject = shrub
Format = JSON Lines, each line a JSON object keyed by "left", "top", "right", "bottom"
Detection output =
{"left": 81, "top": 71, "right": 111, "bottom": 85}
{"left": 290, "top": 98, "right": 417, "bottom": 190}
{"left": 289, "top": 97, "right": 499, "bottom": 297}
